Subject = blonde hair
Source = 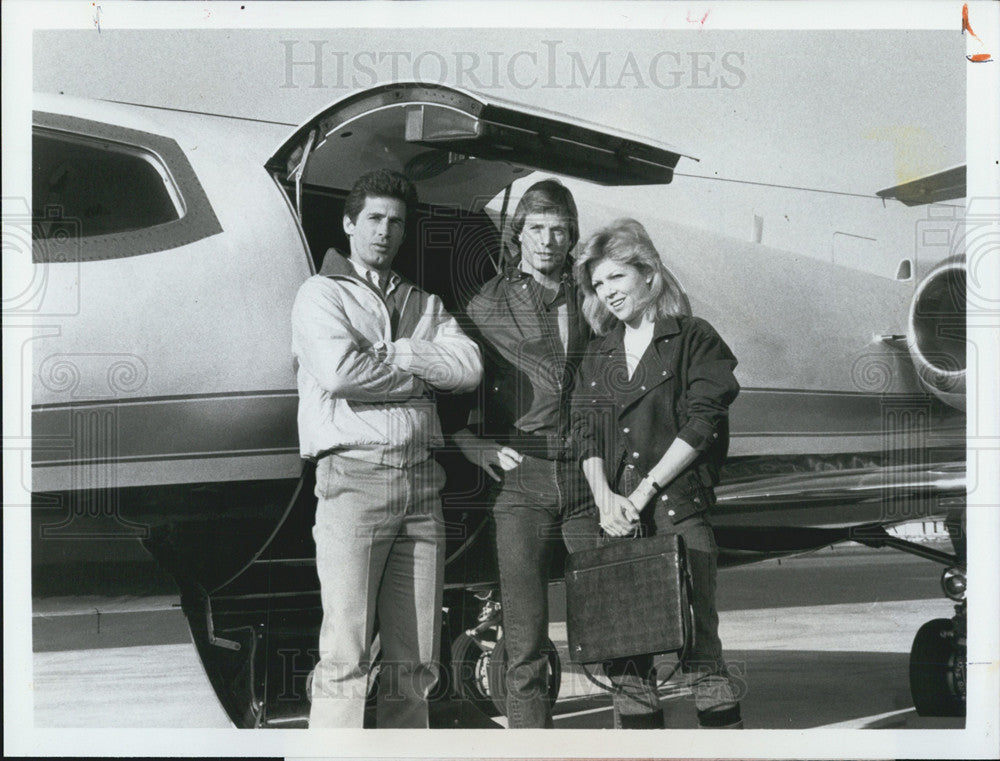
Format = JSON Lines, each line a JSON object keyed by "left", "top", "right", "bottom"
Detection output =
{"left": 574, "top": 218, "right": 690, "bottom": 335}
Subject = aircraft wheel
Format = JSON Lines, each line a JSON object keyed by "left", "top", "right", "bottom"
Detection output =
{"left": 451, "top": 632, "right": 501, "bottom": 717}
{"left": 487, "top": 635, "right": 561, "bottom": 717}
{"left": 909, "top": 618, "right": 966, "bottom": 716}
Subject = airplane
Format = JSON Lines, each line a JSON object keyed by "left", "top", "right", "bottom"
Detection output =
{"left": 26, "top": 81, "right": 967, "bottom": 728}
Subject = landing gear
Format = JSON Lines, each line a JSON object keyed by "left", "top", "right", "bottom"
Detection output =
{"left": 909, "top": 613, "right": 966, "bottom": 717}
{"left": 450, "top": 594, "right": 503, "bottom": 716}
{"left": 909, "top": 578, "right": 966, "bottom": 718}
{"left": 449, "top": 593, "right": 562, "bottom": 719}
{"left": 855, "top": 526, "right": 967, "bottom": 718}
{"left": 451, "top": 630, "right": 502, "bottom": 716}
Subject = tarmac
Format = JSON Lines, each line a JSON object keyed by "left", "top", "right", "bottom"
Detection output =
{"left": 30, "top": 545, "right": 965, "bottom": 730}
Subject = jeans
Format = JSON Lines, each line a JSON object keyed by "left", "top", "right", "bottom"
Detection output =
{"left": 604, "top": 466, "right": 741, "bottom": 727}
{"left": 492, "top": 454, "right": 599, "bottom": 728}
{"left": 309, "top": 453, "right": 446, "bottom": 728}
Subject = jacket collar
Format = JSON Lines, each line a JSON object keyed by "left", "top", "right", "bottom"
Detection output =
{"left": 653, "top": 314, "right": 682, "bottom": 340}
{"left": 594, "top": 314, "right": 682, "bottom": 352}
{"left": 319, "top": 247, "right": 355, "bottom": 278}
{"left": 320, "top": 247, "right": 405, "bottom": 291}
{"left": 502, "top": 257, "right": 574, "bottom": 286}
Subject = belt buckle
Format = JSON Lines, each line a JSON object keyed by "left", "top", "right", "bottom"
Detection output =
{"left": 548, "top": 434, "right": 572, "bottom": 461}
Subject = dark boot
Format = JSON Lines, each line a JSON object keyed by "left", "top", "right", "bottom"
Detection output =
{"left": 618, "top": 710, "right": 665, "bottom": 729}
{"left": 697, "top": 703, "right": 743, "bottom": 728}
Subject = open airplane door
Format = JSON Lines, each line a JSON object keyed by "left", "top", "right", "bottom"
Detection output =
{"left": 267, "top": 81, "right": 690, "bottom": 199}
{"left": 187, "top": 82, "right": 691, "bottom": 728}
{"left": 265, "top": 82, "right": 691, "bottom": 309}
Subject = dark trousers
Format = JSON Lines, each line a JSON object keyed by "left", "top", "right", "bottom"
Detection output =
{"left": 604, "top": 466, "right": 741, "bottom": 727}
{"left": 491, "top": 454, "right": 598, "bottom": 727}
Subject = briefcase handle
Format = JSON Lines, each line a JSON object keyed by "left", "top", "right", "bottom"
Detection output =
{"left": 598, "top": 524, "right": 647, "bottom": 543}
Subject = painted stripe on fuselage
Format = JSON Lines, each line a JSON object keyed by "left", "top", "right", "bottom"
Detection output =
{"left": 33, "top": 448, "right": 300, "bottom": 467}
{"left": 31, "top": 388, "right": 298, "bottom": 410}
{"left": 30, "top": 387, "right": 961, "bottom": 470}
{"left": 730, "top": 387, "right": 955, "bottom": 435}
{"left": 32, "top": 392, "right": 299, "bottom": 465}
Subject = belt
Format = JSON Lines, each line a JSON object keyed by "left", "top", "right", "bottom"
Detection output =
{"left": 496, "top": 429, "right": 574, "bottom": 461}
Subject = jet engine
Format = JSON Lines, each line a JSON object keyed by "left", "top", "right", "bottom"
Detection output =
{"left": 907, "top": 256, "right": 966, "bottom": 411}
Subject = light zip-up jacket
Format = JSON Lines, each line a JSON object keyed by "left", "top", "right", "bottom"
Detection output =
{"left": 292, "top": 250, "right": 482, "bottom": 467}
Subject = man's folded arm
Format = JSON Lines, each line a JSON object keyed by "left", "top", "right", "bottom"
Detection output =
{"left": 388, "top": 298, "right": 483, "bottom": 393}
{"left": 292, "top": 280, "right": 426, "bottom": 401}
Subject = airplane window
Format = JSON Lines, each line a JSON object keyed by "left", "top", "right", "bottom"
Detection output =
{"left": 31, "top": 113, "right": 222, "bottom": 263}
{"left": 33, "top": 131, "right": 182, "bottom": 240}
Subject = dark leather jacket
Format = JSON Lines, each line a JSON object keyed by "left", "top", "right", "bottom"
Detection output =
{"left": 571, "top": 314, "right": 739, "bottom": 521}
{"left": 462, "top": 262, "right": 591, "bottom": 449}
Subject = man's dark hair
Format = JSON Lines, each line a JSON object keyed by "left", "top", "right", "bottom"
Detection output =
{"left": 508, "top": 178, "right": 580, "bottom": 258}
{"left": 343, "top": 169, "right": 419, "bottom": 223}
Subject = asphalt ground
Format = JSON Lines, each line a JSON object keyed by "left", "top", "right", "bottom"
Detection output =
{"left": 31, "top": 546, "right": 965, "bottom": 730}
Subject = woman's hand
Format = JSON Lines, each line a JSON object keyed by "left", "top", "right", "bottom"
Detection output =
{"left": 582, "top": 456, "right": 639, "bottom": 536}
{"left": 453, "top": 430, "right": 523, "bottom": 481}
{"left": 598, "top": 493, "right": 641, "bottom": 537}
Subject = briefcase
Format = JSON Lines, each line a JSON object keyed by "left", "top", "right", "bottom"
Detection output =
{"left": 565, "top": 533, "right": 690, "bottom": 665}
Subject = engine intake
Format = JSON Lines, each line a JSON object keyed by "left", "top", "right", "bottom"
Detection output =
{"left": 907, "top": 256, "right": 966, "bottom": 410}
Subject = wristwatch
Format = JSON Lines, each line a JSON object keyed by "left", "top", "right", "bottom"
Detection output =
{"left": 639, "top": 474, "right": 661, "bottom": 492}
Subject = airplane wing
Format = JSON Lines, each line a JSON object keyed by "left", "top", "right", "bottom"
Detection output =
{"left": 713, "top": 461, "right": 965, "bottom": 530}
{"left": 876, "top": 165, "right": 966, "bottom": 206}
{"left": 708, "top": 461, "right": 965, "bottom": 565}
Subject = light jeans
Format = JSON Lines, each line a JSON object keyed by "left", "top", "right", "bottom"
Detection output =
{"left": 308, "top": 452, "right": 446, "bottom": 728}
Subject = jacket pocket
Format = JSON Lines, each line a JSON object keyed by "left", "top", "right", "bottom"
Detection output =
{"left": 682, "top": 468, "right": 717, "bottom": 510}
{"left": 331, "top": 398, "right": 392, "bottom": 445}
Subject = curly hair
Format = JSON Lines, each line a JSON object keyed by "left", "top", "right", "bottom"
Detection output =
{"left": 343, "top": 169, "right": 419, "bottom": 223}
{"left": 574, "top": 218, "right": 690, "bottom": 335}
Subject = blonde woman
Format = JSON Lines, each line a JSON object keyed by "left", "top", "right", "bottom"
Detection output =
{"left": 571, "top": 218, "right": 744, "bottom": 729}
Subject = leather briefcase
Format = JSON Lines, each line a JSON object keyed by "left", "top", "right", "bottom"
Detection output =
{"left": 565, "top": 533, "right": 690, "bottom": 665}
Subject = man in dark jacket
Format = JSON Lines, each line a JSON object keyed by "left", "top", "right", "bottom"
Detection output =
{"left": 452, "top": 178, "right": 597, "bottom": 728}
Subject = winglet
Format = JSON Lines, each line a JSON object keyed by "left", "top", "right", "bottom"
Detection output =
{"left": 876, "top": 165, "right": 966, "bottom": 206}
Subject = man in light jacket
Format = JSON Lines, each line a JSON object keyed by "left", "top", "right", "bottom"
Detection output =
{"left": 292, "top": 169, "right": 482, "bottom": 728}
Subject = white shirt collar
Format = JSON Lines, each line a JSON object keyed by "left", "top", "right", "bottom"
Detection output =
{"left": 349, "top": 257, "right": 400, "bottom": 293}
